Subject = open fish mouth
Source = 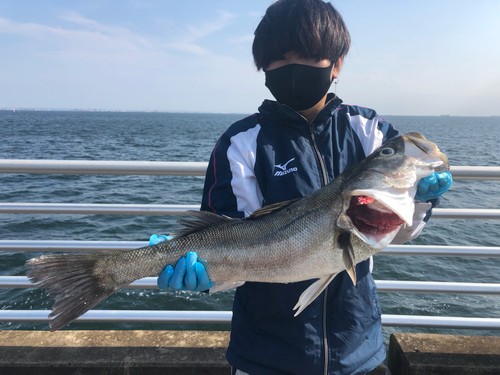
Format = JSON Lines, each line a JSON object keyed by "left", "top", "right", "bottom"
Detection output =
{"left": 342, "top": 187, "right": 415, "bottom": 248}
{"left": 346, "top": 195, "right": 405, "bottom": 235}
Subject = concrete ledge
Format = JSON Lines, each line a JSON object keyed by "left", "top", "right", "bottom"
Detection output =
{"left": 388, "top": 333, "right": 500, "bottom": 375}
{"left": 0, "top": 330, "right": 231, "bottom": 375}
{"left": 0, "top": 329, "right": 389, "bottom": 374}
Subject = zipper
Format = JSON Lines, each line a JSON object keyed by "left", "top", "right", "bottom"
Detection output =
{"left": 307, "top": 121, "right": 329, "bottom": 375}
{"left": 323, "top": 291, "right": 329, "bottom": 375}
{"left": 292, "top": 101, "right": 330, "bottom": 187}
{"left": 308, "top": 128, "right": 328, "bottom": 186}
{"left": 285, "top": 101, "right": 333, "bottom": 375}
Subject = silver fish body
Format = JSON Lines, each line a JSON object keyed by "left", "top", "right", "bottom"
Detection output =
{"left": 26, "top": 132, "right": 449, "bottom": 331}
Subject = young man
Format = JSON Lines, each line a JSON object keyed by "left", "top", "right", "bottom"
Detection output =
{"left": 152, "top": 1, "right": 452, "bottom": 373}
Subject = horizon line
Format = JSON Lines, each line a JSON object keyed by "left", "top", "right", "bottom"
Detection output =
{"left": 1, "top": 107, "right": 499, "bottom": 118}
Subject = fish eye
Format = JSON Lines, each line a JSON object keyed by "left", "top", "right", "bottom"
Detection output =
{"left": 380, "top": 147, "right": 395, "bottom": 156}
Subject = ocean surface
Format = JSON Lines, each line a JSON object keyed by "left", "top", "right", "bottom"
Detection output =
{"left": 0, "top": 110, "right": 499, "bottom": 346}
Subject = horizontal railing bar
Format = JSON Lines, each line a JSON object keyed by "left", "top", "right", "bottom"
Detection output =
{"left": 450, "top": 166, "right": 500, "bottom": 181}
{"left": 1, "top": 204, "right": 500, "bottom": 219}
{"left": 0, "top": 160, "right": 498, "bottom": 180}
{"left": 0, "top": 276, "right": 159, "bottom": 289}
{"left": 0, "top": 310, "right": 232, "bottom": 324}
{"left": 0, "top": 160, "right": 208, "bottom": 176}
{"left": 3, "top": 276, "right": 500, "bottom": 295}
{"left": 432, "top": 208, "right": 500, "bottom": 219}
{"left": 0, "top": 240, "right": 147, "bottom": 252}
{"left": 381, "top": 315, "right": 500, "bottom": 329}
{"left": 0, "top": 310, "right": 499, "bottom": 329}
{"left": 379, "top": 245, "right": 500, "bottom": 257}
{"left": 0, "top": 276, "right": 35, "bottom": 288}
{"left": 0, "top": 203, "right": 200, "bottom": 215}
{"left": 374, "top": 280, "right": 500, "bottom": 294}
{"left": 1, "top": 241, "right": 499, "bottom": 258}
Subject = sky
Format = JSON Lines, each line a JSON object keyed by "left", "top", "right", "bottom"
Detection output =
{"left": 0, "top": 0, "right": 499, "bottom": 116}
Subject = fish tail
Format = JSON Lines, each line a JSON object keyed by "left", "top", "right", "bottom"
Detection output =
{"left": 26, "top": 252, "right": 122, "bottom": 331}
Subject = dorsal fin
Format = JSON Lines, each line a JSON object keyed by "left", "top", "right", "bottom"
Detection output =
{"left": 171, "top": 210, "right": 234, "bottom": 237}
{"left": 246, "top": 198, "right": 301, "bottom": 219}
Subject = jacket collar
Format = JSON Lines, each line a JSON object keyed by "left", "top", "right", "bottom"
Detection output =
{"left": 258, "top": 93, "right": 343, "bottom": 128}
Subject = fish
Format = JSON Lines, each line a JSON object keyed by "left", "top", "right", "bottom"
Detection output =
{"left": 26, "top": 132, "right": 449, "bottom": 331}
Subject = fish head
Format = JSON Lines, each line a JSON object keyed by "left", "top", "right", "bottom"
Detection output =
{"left": 339, "top": 132, "right": 449, "bottom": 249}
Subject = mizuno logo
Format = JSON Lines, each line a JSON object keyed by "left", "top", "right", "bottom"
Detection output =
{"left": 274, "top": 157, "right": 298, "bottom": 176}
{"left": 274, "top": 158, "right": 295, "bottom": 171}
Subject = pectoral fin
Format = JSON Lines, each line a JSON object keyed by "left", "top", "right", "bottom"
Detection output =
{"left": 339, "top": 232, "right": 357, "bottom": 286}
{"left": 293, "top": 273, "right": 338, "bottom": 316}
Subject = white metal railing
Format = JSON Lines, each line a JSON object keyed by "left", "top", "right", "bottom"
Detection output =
{"left": 0, "top": 310, "right": 233, "bottom": 325}
{"left": 0, "top": 203, "right": 200, "bottom": 215}
{"left": 1, "top": 241, "right": 500, "bottom": 257}
{"left": 0, "top": 161, "right": 499, "bottom": 219}
{"left": 0, "top": 160, "right": 499, "bottom": 180}
{"left": 1, "top": 276, "right": 500, "bottom": 295}
{"left": 0, "top": 310, "right": 499, "bottom": 330}
{"left": 0, "top": 160, "right": 208, "bottom": 176}
{"left": 0, "top": 159, "right": 500, "bottom": 180}
{"left": 0, "top": 160, "right": 499, "bottom": 330}
{"left": 0, "top": 203, "right": 499, "bottom": 219}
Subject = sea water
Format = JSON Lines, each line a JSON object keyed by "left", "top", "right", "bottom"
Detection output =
{"left": 0, "top": 111, "right": 499, "bottom": 343}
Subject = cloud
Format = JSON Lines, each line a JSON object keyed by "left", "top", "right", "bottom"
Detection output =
{"left": 60, "top": 11, "right": 153, "bottom": 49}
{"left": 229, "top": 34, "right": 254, "bottom": 44}
{"left": 166, "top": 11, "right": 237, "bottom": 54}
{"left": 0, "top": 16, "right": 148, "bottom": 58}
{"left": 184, "top": 11, "right": 236, "bottom": 41}
{"left": 0, "top": 17, "right": 91, "bottom": 40}
{"left": 0, "top": 11, "right": 264, "bottom": 113}
{"left": 167, "top": 42, "right": 209, "bottom": 55}
{"left": 0, "top": 9, "right": 239, "bottom": 60}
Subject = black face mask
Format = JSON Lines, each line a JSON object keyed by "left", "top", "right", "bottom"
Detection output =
{"left": 265, "top": 63, "right": 333, "bottom": 111}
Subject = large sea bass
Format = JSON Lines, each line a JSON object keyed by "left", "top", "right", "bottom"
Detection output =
{"left": 27, "top": 132, "right": 449, "bottom": 331}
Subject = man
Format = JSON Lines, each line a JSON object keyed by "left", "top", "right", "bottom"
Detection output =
{"left": 152, "top": 1, "right": 452, "bottom": 373}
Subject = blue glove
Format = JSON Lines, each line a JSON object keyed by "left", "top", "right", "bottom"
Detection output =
{"left": 415, "top": 171, "right": 453, "bottom": 201}
{"left": 149, "top": 234, "right": 213, "bottom": 292}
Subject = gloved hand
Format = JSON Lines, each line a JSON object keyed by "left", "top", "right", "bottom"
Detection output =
{"left": 149, "top": 234, "right": 213, "bottom": 292}
{"left": 415, "top": 171, "right": 453, "bottom": 201}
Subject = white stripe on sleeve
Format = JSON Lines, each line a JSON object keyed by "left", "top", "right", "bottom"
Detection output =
{"left": 348, "top": 114, "right": 385, "bottom": 156}
{"left": 227, "top": 124, "right": 263, "bottom": 217}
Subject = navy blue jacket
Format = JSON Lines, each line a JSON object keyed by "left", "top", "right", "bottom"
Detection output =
{"left": 200, "top": 95, "right": 403, "bottom": 374}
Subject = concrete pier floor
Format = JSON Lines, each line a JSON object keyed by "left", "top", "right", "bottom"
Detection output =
{"left": 388, "top": 333, "right": 500, "bottom": 375}
{"left": 1, "top": 330, "right": 498, "bottom": 374}
{"left": 0, "top": 330, "right": 231, "bottom": 374}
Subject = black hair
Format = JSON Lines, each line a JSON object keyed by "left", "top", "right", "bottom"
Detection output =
{"left": 252, "top": 0, "right": 351, "bottom": 71}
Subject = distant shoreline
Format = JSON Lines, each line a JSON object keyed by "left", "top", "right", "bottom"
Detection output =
{"left": 1, "top": 108, "right": 499, "bottom": 117}
{"left": 0, "top": 108, "right": 247, "bottom": 115}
